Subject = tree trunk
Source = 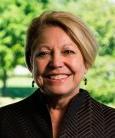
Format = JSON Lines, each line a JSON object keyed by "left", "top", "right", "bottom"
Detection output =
{"left": 2, "top": 68, "right": 8, "bottom": 96}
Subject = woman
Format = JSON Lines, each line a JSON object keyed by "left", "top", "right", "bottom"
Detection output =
{"left": 0, "top": 11, "right": 115, "bottom": 138}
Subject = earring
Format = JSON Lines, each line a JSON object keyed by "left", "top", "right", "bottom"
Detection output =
{"left": 84, "top": 77, "right": 87, "bottom": 85}
{"left": 32, "top": 80, "right": 35, "bottom": 87}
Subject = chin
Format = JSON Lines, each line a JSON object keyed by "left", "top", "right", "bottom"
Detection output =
{"left": 43, "top": 86, "right": 77, "bottom": 97}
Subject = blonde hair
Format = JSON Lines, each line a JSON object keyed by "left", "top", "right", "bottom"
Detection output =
{"left": 25, "top": 11, "right": 98, "bottom": 72}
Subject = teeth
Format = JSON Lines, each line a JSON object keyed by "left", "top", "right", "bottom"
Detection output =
{"left": 48, "top": 75, "right": 68, "bottom": 79}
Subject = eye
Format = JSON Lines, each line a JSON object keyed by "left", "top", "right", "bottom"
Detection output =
{"left": 63, "top": 50, "right": 75, "bottom": 55}
{"left": 35, "top": 51, "right": 50, "bottom": 58}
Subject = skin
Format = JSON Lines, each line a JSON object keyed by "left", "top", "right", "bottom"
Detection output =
{"left": 33, "top": 26, "right": 87, "bottom": 138}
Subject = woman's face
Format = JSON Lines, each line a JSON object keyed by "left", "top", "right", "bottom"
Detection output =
{"left": 34, "top": 26, "right": 87, "bottom": 96}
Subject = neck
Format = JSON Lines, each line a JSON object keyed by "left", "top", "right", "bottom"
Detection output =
{"left": 43, "top": 88, "right": 80, "bottom": 111}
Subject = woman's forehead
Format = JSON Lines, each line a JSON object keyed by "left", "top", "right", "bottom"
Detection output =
{"left": 33, "top": 26, "right": 80, "bottom": 50}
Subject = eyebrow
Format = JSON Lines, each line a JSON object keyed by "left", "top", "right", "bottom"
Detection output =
{"left": 36, "top": 42, "right": 76, "bottom": 50}
{"left": 36, "top": 44, "right": 52, "bottom": 50}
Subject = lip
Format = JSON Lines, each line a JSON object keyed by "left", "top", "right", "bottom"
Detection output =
{"left": 44, "top": 73, "right": 71, "bottom": 82}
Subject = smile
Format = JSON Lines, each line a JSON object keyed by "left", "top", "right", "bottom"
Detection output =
{"left": 44, "top": 74, "right": 71, "bottom": 81}
{"left": 47, "top": 74, "right": 69, "bottom": 80}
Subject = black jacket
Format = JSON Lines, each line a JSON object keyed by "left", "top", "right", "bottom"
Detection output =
{"left": 0, "top": 89, "right": 115, "bottom": 138}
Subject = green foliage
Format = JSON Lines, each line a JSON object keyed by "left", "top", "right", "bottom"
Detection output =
{"left": 0, "top": 46, "right": 13, "bottom": 77}
{"left": 87, "top": 56, "right": 115, "bottom": 104}
{"left": 0, "top": 0, "right": 44, "bottom": 70}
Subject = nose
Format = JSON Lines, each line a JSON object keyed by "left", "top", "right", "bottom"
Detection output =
{"left": 49, "top": 52, "right": 63, "bottom": 68}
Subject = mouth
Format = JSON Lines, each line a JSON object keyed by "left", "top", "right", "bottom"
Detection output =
{"left": 44, "top": 74, "right": 71, "bottom": 80}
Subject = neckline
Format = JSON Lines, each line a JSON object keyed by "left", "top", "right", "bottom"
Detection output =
{"left": 37, "top": 88, "right": 89, "bottom": 116}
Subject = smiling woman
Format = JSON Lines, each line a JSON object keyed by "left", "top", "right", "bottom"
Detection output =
{"left": 0, "top": 11, "right": 115, "bottom": 138}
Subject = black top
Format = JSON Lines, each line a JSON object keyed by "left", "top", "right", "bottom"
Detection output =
{"left": 0, "top": 89, "right": 115, "bottom": 138}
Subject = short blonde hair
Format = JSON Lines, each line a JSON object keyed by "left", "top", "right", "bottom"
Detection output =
{"left": 25, "top": 11, "right": 98, "bottom": 71}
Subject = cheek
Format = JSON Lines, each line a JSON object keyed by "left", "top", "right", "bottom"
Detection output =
{"left": 33, "top": 60, "right": 46, "bottom": 87}
{"left": 68, "top": 57, "right": 86, "bottom": 73}
{"left": 36, "top": 60, "right": 47, "bottom": 75}
{"left": 70, "top": 59, "right": 86, "bottom": 85}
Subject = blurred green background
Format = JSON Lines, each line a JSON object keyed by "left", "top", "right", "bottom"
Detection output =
{"left": 0, "top": 0, "right": 115, "bottom": 107}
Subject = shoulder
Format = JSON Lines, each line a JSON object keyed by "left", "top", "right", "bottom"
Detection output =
{"left": 82, "top": 89, "right": 115, "bottom": 112}
{"left": 0, "top": 95, "right": 31, "bottom": 120}
{"left": 90, "top": 94, "right": 115, "bottom": 114}
{"left": 91, "top": 96, "right": 115, "bottom": 121}
{"left": 82, "top": 89, "right": 115, "bottom": 135}
{"left": 0, "top": 89, "right": 42, "bottom": 119}
{"left": 0, "top": 96, "right": 30, "bottom": 137}
{"left": 80, "top": 89, "right": 115, "bottom": 126}
{"left": 86, "top": 90, "right": 115, "bottom": 129}
{"left": 0, "top": 89, "right": 47, "bottom": 138}
{"left": 0, "top": 89, "right": 42, "bottom": 137}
